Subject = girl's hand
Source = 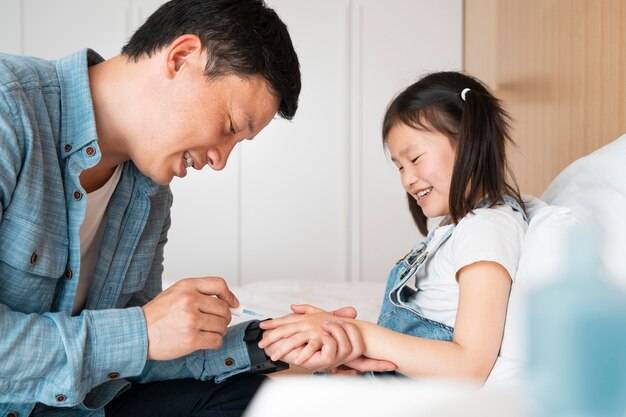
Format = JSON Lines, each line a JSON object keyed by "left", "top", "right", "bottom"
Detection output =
{"left": 258, "top": 302, "right": 360, "bottom": 364}
{"left": 261, "top": 319, "right": 369, "bottom": 371}
{"left": 260, "top": 304, "right": 397, "bottom": 372}
{"left": 259, "top": 312, "right": 337, "bottom": 363}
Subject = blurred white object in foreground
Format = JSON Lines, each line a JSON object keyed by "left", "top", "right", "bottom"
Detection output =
{"left": 245, "top": 376, "right": 528, "bottom": 417}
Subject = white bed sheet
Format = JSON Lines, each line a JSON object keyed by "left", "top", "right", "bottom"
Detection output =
{"left": 229, "top": 279, "right": 385, "bottom": 326}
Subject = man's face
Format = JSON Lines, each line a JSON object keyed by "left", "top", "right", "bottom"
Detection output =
{"left": 135, "top": 70, "right": 280, "bottom": 185}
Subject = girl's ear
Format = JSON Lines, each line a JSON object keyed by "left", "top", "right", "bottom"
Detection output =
{"left": 162, "top": 35, "right": 203, "bottom": 79}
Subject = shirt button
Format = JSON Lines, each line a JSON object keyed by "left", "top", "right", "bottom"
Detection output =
{"left": 108, "top": 372, "right": 120, "bottom": 379}
{"left": 73, "top": 191, "right": 83, "bottom": 200}
{"left": 64, "top": 268, "right": 73, "bottom": 279}
{"left": 224, "top": 358, "right": 235, "bottom": 367}
{"left": 30, "top": 252, "right": 38, "bottom": 264}
{"left": 55, "top": 394, "right": 66, "bottom": 402}
{"left": 85, "top": 146, "right": 96, "bottom": 156}
{"left": 7, "top": 412, "right": 18, "bottom": 417}
{"left": 64, "top": 144, "right": 72, "bottom": 152}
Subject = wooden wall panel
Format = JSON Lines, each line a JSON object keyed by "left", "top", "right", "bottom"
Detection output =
{"left": 465, "top": 0, "right": 626, "bottom": 196}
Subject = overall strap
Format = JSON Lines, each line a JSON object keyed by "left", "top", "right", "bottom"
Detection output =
{"left": 502, "top": 195, "right": 529, "bottom": 224}
{"left": 391, "top": 224, "right": 455, "bottom": 301}
{"left": 390, "top": 195, "right": 527, "bottom": 306}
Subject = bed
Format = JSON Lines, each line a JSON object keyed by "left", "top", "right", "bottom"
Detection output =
{"left": 229, "top": 279, "right": 385, "bottom": 326}
{"left": 239, "top": 133, "right": 626, "bottom": 417}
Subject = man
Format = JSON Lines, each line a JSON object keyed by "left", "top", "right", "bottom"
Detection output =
{"left": 0, "top": 1, "right": 376, "bottom": 416}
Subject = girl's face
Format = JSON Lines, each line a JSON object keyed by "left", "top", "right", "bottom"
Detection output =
{"left": 387, "top": 122, "right": 457, "bottom": 219}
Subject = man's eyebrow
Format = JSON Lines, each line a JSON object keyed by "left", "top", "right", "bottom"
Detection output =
{"left": 244, "top": 113, "right": 257, "bottom": 140}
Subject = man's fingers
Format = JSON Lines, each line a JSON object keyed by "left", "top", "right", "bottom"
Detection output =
{"left": 194, "top": 331, "right": 226, "bottom": 351}
{"left": 203, "top": 277, "right": 239, "bottom": 308}
{"left": 290, "top": 304, "right": 326, "bottom": 314}
{"left": 258, "top": 324, "right": 302, "bottom": 348}
{"left": 196, "top": 295, "right": 232, "bottom": 322}
{"left": 181, "top": 277, "right": 240, "bottom": 308}
{"left": 346, "top": 356, "right": 397, "bottom": 372}
{"left": 143, "top": 277, "right": 239, "bottom": 360}
{"left": 330, "top": 306, "right": 357, "bottom": 319}
{"left": 194, "top": 312, "right": 229, "bottom": 336}
{"left": 266, "top": 335, "right": 310, "bottom": 361}
{"left": 259, "top": 313, "right": 311, "bottom": 330}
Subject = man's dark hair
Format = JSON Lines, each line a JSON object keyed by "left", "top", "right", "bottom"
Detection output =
{"left": 121, "top": 0, "right": 301, "bottom": 120}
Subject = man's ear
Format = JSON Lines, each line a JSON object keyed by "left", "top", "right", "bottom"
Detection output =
{"left": 163, "top": 34, "right": 203, "bottom": 80}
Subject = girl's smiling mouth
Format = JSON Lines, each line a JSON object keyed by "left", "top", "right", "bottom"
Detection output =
{"left": 416, "top": 186, "right": 433, "bottom": 199}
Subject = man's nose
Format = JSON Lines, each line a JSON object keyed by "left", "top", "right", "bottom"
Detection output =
{"left": 208, "top": 140, "right": 238, "bottom": 171}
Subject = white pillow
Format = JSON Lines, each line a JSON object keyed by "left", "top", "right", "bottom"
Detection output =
{"left": 486, "top": 196, "right": 578, "bottom": 387}
{"left": 488, "top": 133, "right": 626, "bottom": 386}
{"left": 542, "top": 133, "right": 626, "bottom": 288}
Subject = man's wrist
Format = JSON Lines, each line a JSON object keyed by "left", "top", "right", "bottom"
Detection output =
{"left": 243, "top": 320, "right": 289, "bottom": 374}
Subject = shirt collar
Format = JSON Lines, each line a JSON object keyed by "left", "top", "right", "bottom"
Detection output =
{"left": 55, "top": 48, "right": 103, "bottom": 158}
{"left": 55, "top": 49, "right": 161, "bottom": 196}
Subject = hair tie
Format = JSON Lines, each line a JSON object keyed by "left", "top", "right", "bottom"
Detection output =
{"left": 461, "top": 88, "right": 471, "bottom": 101}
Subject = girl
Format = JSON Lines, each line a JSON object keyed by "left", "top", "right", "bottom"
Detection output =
{"left": 259, "top": 71, "right": 528, "bottom": 382}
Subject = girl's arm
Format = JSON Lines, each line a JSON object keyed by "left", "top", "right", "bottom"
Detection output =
{"left": 260, "top": 260, "right": 511, "bottom": 381}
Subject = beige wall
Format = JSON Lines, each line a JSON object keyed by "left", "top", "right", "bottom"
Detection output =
{"left": 465, "top": 0, "right": 626, "bottom": 196}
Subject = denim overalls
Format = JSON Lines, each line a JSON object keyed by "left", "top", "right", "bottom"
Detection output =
{"left": 375, "top": 197, "right": 528, "bottom": 375}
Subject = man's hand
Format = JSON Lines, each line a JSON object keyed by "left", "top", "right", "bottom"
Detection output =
{"left": 291, "top": 303, "right": 357, "bottom": 319}
{"left": 141, "top": 277, "right": 239, "bottom": 360}
{"left": 330, "top": 355, "right": 397, "bottom": 374}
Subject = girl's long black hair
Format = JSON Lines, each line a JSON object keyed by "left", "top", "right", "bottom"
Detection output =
{"left": 382, "top": 72, "right": 524, "bottom": 235}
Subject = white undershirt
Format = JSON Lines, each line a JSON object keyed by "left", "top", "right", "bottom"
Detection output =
{"left": 73, "top": 164, "right": 123, "bottom": 315}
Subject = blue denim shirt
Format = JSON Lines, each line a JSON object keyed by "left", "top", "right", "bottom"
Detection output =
{"left": 0, "top": 49, "right": 251, "bottom": 417}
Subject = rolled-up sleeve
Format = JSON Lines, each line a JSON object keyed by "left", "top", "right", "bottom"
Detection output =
{"left": 132, "top": 321, "right": 252, "bottom": 384}
{"left": 0, "top": 305, "right": 148, "bottom": 407}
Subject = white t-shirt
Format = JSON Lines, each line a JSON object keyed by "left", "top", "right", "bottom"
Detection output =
{"left": 409, "top": 204, "right": 527, "bottom": 328}
{"left": 73, "top": 164, "right": 123, "bottom": 315}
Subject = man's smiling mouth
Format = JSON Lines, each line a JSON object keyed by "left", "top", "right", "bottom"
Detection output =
{"left": 183, "top": 151, "right": 194, "bottom": 168}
